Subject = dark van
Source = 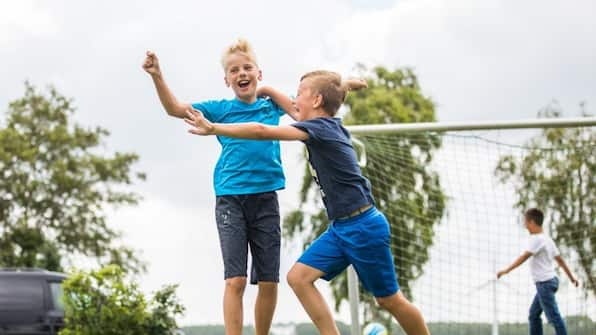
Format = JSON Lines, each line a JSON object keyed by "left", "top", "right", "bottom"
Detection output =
{"left": 0, "top": 269, "right": 66, "bottom": 335}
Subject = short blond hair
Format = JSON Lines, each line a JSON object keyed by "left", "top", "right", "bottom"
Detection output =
{"left": 221, "top": 38, "right": 258, "bottom": 69}
{"left": 301, "top": 70, "right": 368, "bottom": 116}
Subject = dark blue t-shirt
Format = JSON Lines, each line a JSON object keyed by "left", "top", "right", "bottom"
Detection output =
{"left": 291, "top": 117, "right": 374, "bottom": 220}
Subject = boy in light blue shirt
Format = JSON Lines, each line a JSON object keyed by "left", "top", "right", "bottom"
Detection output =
{"left": 143, "top": 39, "right": 293, "bottom": 335}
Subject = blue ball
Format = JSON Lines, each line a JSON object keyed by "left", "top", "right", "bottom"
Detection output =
{"left": 363, "top": 322, "right": 387, "bottom": 335}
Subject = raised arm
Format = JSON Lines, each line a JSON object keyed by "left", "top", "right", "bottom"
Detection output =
{"left": 184, "top": 109, "right": 308, "bottom": 141}
{"left": 497, "top": 251, "right": 532, "bottom": 278}
{"left": 142, "top": 51, "right": 191, "bottom": 119}
{"left": 258, "top": 86, "right": 299, "bottom": 120}
{"left": 554, "top": 256, "right": 579, "bottom": 287}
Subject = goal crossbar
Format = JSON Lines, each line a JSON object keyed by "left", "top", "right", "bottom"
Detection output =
{"left": 346, "top": 117, "right": 596, "bottom": 135}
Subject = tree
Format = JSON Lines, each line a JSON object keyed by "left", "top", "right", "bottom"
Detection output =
{"left": 284, "top": 66, "right": 446, "bottom": 322}
{"left": 0, "top": 83, "right": 146, "bottom": 273}
{"left": 495, "top": 102, "right": 595, "bottom": 295}
{"left": 60, "top": 265, "right": 184, "bottom": 335}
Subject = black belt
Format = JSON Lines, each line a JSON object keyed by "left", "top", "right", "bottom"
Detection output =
{"left": 337, "top": 204, "right": 373, "bottom": 220}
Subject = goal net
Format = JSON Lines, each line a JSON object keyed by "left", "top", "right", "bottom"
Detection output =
{"left": 345, "top": 117, "right": 595, "bottom": 335}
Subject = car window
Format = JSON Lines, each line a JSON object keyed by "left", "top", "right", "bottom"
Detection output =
{"left": 49, "top": 281, "right": 64, "bottom": 311}
{"left": 0, "top": 278, "right": 44, "bottom": 311}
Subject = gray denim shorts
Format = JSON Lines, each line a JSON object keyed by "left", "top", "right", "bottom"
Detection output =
{"left": 215, "top": 191, "right": 281, "bottom": 284}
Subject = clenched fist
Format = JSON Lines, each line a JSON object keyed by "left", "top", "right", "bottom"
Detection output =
{"left": 142, "top": 50, "right": 161, "bottom": 76}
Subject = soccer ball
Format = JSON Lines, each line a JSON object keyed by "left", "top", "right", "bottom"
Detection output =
{"left": 363, "top": 322, "right": 387, "bottom": 335}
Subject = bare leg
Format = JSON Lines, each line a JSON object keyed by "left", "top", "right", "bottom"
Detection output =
{"left": 223, "top": 277, "right": 247, "bottom": 335}
{"left": 287, "top": 263, "right": 340, "bottom": 335}
{"left": 376, "top": 292, "right": 430, "bottom": 335}
{"left": 255, "top": 281, "right": 278, "bottom": 335}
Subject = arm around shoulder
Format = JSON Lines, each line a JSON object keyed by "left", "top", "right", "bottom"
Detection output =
{"left": 211, "top": 123, "right": 308, "bottom": 141}
{"left": 184, "top": 109, "right": 308, "bottom": 141}
{"left": 259, "top": 86, "right": 299, "bottom": 120}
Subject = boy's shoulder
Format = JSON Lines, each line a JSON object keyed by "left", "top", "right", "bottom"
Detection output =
{"left": 193, "top": 97, "right": 281, "bottom": 119}
{"left": 298, "top": 117, "right": 342, "bottom": 126}
{"left": 529, "top": 233, "right": 557, "bottom": 249}
{"left": 293, "top": 117, "right": 350, "bottom": 143}
{"left": 192, "top": 98, "right": 231, "bottom": 110}
{"left": 219, "top": 97, "right": 277, "bottom": 109}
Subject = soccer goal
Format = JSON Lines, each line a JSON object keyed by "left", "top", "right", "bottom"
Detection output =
{"left": 344, "top": 116, "right": 596, "bottom": 335}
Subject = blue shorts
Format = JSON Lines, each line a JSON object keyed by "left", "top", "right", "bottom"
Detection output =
{"left": 298, "top": 206, "right": 399, "bottom": 297}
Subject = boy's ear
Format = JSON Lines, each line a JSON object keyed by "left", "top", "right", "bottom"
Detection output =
{"left": 257, "top": 69, "right": 263, "bottom": 81}
{"left": 313, "top": 94, "right": 323, "bottom": 109}
{"left": 224, "top": 75, "right": 230, "bottom": 87}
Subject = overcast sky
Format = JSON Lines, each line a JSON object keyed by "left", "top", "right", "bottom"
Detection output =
{"left": 1, "top": 0, "right": 595, "bottom": 326}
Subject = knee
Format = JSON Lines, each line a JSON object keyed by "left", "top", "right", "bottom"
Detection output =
{"left": 528, "top": 311, "right": 541, "bottom": 322}
{"left": 225, "top": 277, "right": 247, "bottom": 295}
{"left": 286, "top": 269, "right": 308, "bottom": 289}
{"left": 376, "top": 293, "right": 405, "bottom": 311}
{"left": 544, "top": 311, "right": 564, "bottom": 325}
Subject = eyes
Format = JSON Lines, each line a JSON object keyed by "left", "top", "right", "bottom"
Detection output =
{"left": 228, "top": 64, "right": 254, "bottom": 74}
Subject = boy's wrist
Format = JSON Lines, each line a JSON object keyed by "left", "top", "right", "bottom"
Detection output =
{"left": 150, "top": 72, "right": 163, "bottom": 80}
{"left": 210, "top": 123, "right": 219, "bottom": 135}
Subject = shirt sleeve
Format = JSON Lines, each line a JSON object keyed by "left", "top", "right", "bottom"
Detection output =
{"left": 551, "top": 241, "right": 561, "bottom": 257}
{"left": 291, "top": 120, "right": 322, "bottom": 144}
{"left": 191, "top": 100, "right": 221, "bottom": 122}
{"left": 527, "top": 235, "right": 545, "bottom": 254}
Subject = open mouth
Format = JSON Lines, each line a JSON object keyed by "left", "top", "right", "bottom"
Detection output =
{"left": 238, "top": 80, "right": 250, "bottom": 88}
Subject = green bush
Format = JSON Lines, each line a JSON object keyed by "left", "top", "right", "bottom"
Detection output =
{"left": 60, "top": 265, "right": 184, "bottom": 335}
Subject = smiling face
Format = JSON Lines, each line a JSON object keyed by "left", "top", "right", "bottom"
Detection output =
{"left": 223, "top": 52, "right": 262, "bottom": 103}
{"left": 294, "top": 78, "right": 323, "bottom": 121}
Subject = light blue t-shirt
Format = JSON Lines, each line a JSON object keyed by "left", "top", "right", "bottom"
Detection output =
{"left": 191, "top": 97, "right": 286, "bottom": 196}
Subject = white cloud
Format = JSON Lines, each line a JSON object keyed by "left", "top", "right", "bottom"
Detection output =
{"left": 0, "top": 0, "right": 59, "bottom": 45}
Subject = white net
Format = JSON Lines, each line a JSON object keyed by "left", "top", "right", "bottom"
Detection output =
{"left": 349, "top": 124, "right": 595, "bottom": 335}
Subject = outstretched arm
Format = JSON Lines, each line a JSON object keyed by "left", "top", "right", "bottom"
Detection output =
{"left": 555, "top": 256, "right": 579, "bottom": 287}
{"left": 258, "top": 86, "right": 299, "bottom": 120}
{"left": 497, "top": 251, "right": 532, "bottom": 278}
{"left": 184, "top": 109, "right": 308, "bottom": 141}
{"left": 142, "top": 51, "right": 191, "bottom": 119}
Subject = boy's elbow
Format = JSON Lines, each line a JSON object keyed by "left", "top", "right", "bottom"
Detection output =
{"left": 166, "top": 105, "right": 187, "bottom": 118}
{"left": 253, "top": 124, "right": 269, "bottom": 139}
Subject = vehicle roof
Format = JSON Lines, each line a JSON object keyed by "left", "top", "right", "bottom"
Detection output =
{"left": 0, "top": 268, "right": 67, "bottom": 281}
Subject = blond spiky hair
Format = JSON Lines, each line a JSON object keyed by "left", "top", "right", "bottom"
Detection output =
{"left": 221, "top": 38, "right": 258, "bottom": 69}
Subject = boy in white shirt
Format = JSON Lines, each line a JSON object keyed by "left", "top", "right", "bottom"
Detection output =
{"left": 497, "top": 208, "right": 578, "bottom": 335}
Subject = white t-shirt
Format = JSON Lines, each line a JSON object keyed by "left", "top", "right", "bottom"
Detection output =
{"left": 527, "top": 233, "right": 560, "bottom": 282}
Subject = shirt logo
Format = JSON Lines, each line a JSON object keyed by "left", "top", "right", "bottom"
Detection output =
{"left": 306, "top": 150, "right": 325, "bottom": 198}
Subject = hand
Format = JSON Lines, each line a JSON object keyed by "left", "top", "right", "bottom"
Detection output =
{"left": 184, "top": 108, "right": 215, "bottom": 136}
{"left": 256, "top": 86, "right": 271, "bottom": 98}
{"left": 571, "top": 278, "right": 579, "bottom": 287}
{"left": 497, "top": 270, "right": 508, "bottom": 279}
{"left": 142, "top": 50, "right": 161, "bottom": 76}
